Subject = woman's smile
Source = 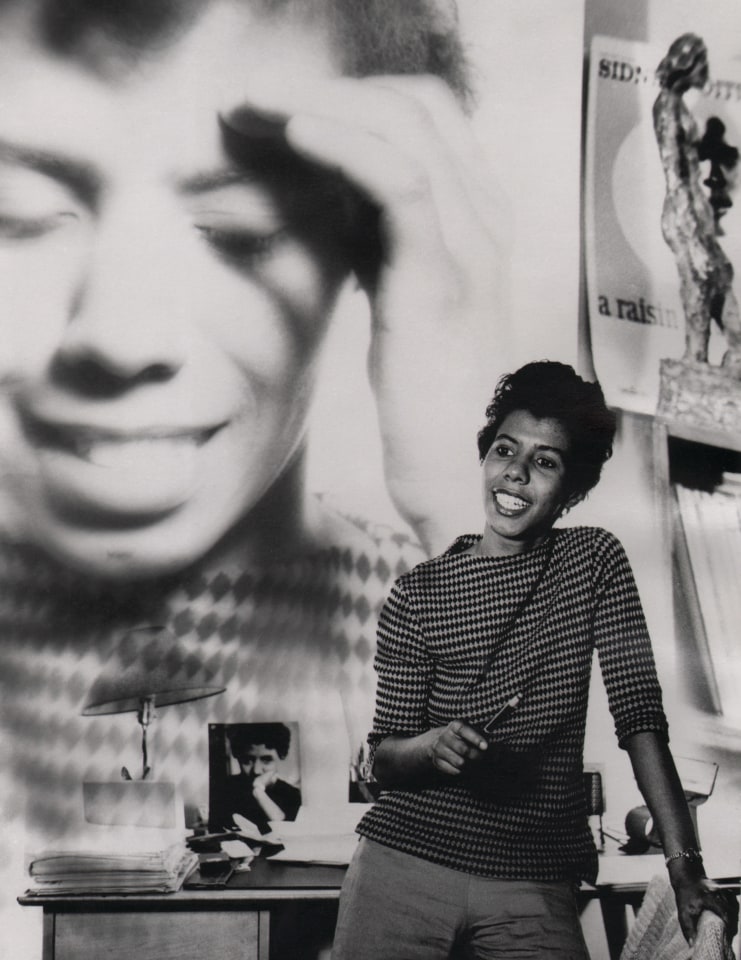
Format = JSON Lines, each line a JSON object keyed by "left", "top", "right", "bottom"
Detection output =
{"left": 491, "top": 489, "right": 530, "bottom": 515}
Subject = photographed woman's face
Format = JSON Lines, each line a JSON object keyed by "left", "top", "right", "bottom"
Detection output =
{"left": 480, "top": 410, "right": 572, "bottom": 555}
{"left": 0, "top": 3, "right": 348, "bottom": 578}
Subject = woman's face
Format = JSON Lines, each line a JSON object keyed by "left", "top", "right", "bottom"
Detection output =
{"left": 479, "top": 410, "right": 572, "bottom": 556}
{"left": 0, "top": 3, "right": 348, "bottom": 578}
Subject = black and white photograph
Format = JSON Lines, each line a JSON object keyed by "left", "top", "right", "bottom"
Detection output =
{"left": 208, "top": 722, "right": 302, "bottom": 834}
{"left": 1, "top": 2, "right": 740, "bottom": 959}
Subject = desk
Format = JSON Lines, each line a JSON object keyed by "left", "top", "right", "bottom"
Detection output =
{"left": 20, "top": 856, "right": 739, "bottom": 960}
{"left": 19, "top": 859, "right": 346, "bottom": 960}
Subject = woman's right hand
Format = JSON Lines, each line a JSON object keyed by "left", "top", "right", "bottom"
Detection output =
{"left": 425, "top": 720, "right": 488, "bottom": 777}
{"left": 373, "top": 722, "right": 488, "bottom": 789}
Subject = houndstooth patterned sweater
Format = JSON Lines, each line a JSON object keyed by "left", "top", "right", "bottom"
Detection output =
{"left": 358, "top": 526, "right": 669, "bottom": 884}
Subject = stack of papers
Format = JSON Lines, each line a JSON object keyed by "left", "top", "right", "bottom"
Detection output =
{"left": 265, "top": 805, "right": 370, "bottom": 865}
{"left": 26, "top": 840, "right": 197, "bottom": 895}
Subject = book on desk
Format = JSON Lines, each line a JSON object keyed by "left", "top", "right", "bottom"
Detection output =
{"left": 24, "top": 825, "right": 198, "bottom": 896}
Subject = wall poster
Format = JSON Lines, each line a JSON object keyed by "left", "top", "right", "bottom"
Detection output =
{"left": 585, "top": 34, "right": 741, "bottom": 414}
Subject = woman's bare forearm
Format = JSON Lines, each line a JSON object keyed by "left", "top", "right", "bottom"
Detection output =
{"left": 624, "top": 730, "right": 699, "bottom": 859}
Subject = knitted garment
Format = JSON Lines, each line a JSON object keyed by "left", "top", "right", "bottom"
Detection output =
{"left": 0, "top": 500, "right": 424, "bottom": 844}
{"left": 358, "top": 527, "right": 669, "bottom": 884}
{"left": 619, "top": 873, "right": 734, "bottom": 960}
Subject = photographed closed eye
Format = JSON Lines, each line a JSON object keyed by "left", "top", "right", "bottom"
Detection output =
{"left": 195, "top": 225, "right": 286, "bottom": 265}
{"left": 0, "top": 211, "right": 77, "bottom": 241}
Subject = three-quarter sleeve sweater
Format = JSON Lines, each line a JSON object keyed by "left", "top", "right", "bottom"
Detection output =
{"left": 357, "top": 526, "right": 669, "bottom": 885}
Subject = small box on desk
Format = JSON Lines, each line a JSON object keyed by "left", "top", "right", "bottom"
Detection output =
{"left": 199, "top": 851, "right": 232, "bottom": 877}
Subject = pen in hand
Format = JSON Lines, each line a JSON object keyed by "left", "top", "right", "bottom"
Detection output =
{"left": 482, "top": 693, "right": 522, "bottom": 736}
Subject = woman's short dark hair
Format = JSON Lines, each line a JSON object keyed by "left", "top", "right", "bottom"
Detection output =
{"left": 476, "top": 361, "right": 617, "bottom": 506}
{"left": 15, "top": 0, "right": 470, "bottom": 288}
{"left": 228, "top": 722, "right": 292, "bottom": 761}
{"left": 20, "top": 0, "right": 471, "bottom": 104}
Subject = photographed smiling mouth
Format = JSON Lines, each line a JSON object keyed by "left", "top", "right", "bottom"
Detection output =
{"left": 24, "top": 417, "right": 225, "bottom": 466}
{"left": 19, "top": 412, "right": 231, "bottom": 521}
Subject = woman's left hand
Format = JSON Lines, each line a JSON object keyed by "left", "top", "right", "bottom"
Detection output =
{"left": 670, "top": 861, "right": 739, "bottom": 945}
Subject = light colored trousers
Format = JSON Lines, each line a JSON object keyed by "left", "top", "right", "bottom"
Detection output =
{"left": 332, "top": 838, "right": 591, "bottom": 960}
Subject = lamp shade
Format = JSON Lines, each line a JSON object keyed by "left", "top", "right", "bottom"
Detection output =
{"left": 82, "top": 625, "right": 225, "bottom": 716}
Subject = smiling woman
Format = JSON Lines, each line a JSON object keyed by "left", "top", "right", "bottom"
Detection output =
{"left": 332, "top": 362, "right": 733, "bottom": 959}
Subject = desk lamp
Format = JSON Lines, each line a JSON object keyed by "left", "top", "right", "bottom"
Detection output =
{"left": 83, "top": 624, "right": 225, "bottom": 780}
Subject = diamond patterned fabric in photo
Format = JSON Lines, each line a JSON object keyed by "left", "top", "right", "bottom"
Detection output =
{"left": 0, "top": 499, "right": 423, "bottom": 936}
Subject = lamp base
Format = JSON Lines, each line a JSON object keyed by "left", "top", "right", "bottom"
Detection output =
{"left": 83, "top": 781, "right": 183, "bottom": 829}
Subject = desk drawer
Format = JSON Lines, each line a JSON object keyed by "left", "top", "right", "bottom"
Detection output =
{"left": 53, "top": 909, "right": 263, "bottom": 960}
